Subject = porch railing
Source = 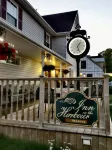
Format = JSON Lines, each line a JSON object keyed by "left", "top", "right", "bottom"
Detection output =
{"left": 0, "top": 75, "right": 110, "bottom": 133}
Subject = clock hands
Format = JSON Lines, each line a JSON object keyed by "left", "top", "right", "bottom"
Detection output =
{"left": 77, "top": 42, "right": 81, "bottom": 52}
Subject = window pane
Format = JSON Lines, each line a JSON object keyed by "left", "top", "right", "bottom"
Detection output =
{"left": 81, "top": 61, "right": 86, "bottom": 69}
{"left": 46, "top": 34, "right": 50, "bottom": 43}
{"left": 87, "top": 74, "right": 92, "bottom": 77}
{"left": 7, "top": 1, "right": 17, "bottom": 18}
{"left": 7, "top": 13, "right": 17, "bottom": 27}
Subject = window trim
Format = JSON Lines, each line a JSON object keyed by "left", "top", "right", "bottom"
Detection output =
{"left": 45, "top": 32, "right": 50, "bottom": 48}
{"left": 6, "top": 0, "right": 18, "bottom": 28}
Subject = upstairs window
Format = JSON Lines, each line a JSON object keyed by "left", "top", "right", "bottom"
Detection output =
{"left": 81, "top": 60, "right": 86, "bottom": 69}
{"left": 45, "top": 33, "right": 50, "bottom": 48}
{"left": 7, "top": 0, "right": 17, "bottom": 27}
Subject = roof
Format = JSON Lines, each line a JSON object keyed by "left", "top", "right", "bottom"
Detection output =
{"left": 90, "top": 55, "right": 104, "bottom": 58}
{"left": 42, "top": 11, "right": 78, "bottom": 33}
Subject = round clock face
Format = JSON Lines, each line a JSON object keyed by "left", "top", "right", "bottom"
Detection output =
{"left": 67, "top": 35, "right": 90, "bottom": 59}
{"left": 69, "top": 37, "right": 86, "bottom": 55}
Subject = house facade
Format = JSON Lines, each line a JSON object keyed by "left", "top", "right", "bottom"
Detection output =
{"left": 43, "top": 11, "right": 80, "bottom": 77}
{"left": 43, "top": 12, "right": 105, "bottom": 78}
{"left": 80, "top": 55, "right": 105, "bottom": 77}
{"left": 0, "top": 0, "right": 75, "bottom": 78}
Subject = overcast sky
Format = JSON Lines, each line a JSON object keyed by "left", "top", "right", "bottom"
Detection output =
{"left": 28, "top": 0, "right": 112, "bottom": 56}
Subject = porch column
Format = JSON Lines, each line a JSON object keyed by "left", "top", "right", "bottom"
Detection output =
{"left": 104, "top": 74, "right": 110, "bottom": 134}
{"left": 41, "top": 52, "right": 45, "bottom": 76}
{"left": 60, "top": 62, "right": 62, "bottom": 78}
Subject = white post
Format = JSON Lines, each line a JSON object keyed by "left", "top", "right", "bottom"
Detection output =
{"left": 60, "top": 62, "right": 62, "bottom": 78}
{"left": 104, "top": 74, "right": 110, "bottom": 134}
{"left": 39, "top": 76, "right": 45, "bottom": 127}
{"left": 41, "top": 52, "right": 45, "bottom": 76}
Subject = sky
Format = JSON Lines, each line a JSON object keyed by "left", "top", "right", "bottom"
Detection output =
{"left": 28, "top": 0, "right": 112, "bottom": 56}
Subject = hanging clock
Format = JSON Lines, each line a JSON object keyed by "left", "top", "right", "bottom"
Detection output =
{"left": 67, "top": 35, "right": 90, "bottom": 59}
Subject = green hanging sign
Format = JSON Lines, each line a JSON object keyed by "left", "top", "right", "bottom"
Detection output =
{"left": 56, "top": 91, "right": 99, "bottom": 126}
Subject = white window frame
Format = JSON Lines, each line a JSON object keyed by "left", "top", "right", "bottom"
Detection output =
{"left": 45, "top": 33, "right": 50, "bottom": 48}
{"left": 6, "top": 0, "right": 18, "bottom": 28}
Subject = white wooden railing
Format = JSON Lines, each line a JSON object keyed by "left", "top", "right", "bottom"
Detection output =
{"left": 0, "top": 75, "right": 110, "bottom": 133}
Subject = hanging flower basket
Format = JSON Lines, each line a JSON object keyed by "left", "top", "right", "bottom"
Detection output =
{"left": 43, "top": 65, "right": 55, "bottom": 71}
{"left": 0, "top": 42, "right": 17, "bottom": 60}
{"left": 62, "top": 69, "right": 70, "bottom": 75}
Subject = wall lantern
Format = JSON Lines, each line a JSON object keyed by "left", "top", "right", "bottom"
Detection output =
{"left": 81, "top": 136, "right": 92, "bottom": 146}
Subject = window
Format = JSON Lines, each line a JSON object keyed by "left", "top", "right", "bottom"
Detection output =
{"left": 87, "top": 74, "right": 93, "bottom": 77}
{"left": 45, "top": 33, "right": 50, "bottom": 48}
{"left": 81, "top": 60, "right": 86, "bottom": 69}
{"left": 7, "top": 0, "right": 17, "bottom": 27}
{"left": 0, "top": 57, "right": 21, "bottom": 66}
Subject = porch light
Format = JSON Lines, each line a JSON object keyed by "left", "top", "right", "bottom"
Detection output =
{"left": 80, "top": 72, "right": 83, "bottom": 76}
{"left": 81, "top": 136, "right": 92, "bottom": 146}
{"left": 0, "top": 36, "right": 4, "bottom": 42}
{"left": 83, "top": 74, "right": 86, "bottom": 77}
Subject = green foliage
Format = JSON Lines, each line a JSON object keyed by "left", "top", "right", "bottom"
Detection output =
{"left": 109, "top": 76, "right": 112, "bottom": 82}
{"left": 102, "top": 48, "right": 112, "bottom": 73}
{"left": 109, "top": 87, "right": 112, "bottom": 95}
{"left": 0, "top": 134, "right": 59, "bottom": 150}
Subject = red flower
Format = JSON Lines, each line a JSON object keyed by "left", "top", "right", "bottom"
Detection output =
{"left": 4, "top": 42, "right": 9, "bottom": 48}
{"left": 0, "top": 44, "right": 2, "bottom": 52}
{"left": 0, "top": 54, "right": 7, "bottom": 60}
{"left": 12, "top": 53, "right": 15, "bottom": 58}
{"left": 11, "top": 48, "right": 16, "bottom": 53}
{"left": 5, "top": 47, "right": 8, "bottom": 52}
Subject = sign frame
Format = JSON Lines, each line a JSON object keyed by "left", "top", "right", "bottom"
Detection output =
{"left": 55, "top": 90, "right": 99, "bottom": 127}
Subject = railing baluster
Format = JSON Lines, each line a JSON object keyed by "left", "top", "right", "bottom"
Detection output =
{"left": 10, "top": 80, "right": 14, "bottom": 120}
{"left": 48, "top": 81, "right": 50, "bottom": 123}
{"left": 21, "top": 80, "right": 25, "bottom": 120}
{"left": 96, "top": 80, "right": 99, "bottom": 127}
{"left": 27, "top": 80, "right": 30, "bottom": 121}
{"left": 16, "top": 80, "right": 19, "bottom": 120}
{"left": 88, "top": 81, "right": 91, "bottom": 98}
{"left": 60, "top": 80, "right": 63, "bottom": 96}
{"left": 67, "top": 80, "right": 70, "bottom": 93}
{"left": 54, "top": 80, "right": 56, "bottom": 124}
{"left": 5, "top": 80, "right": 9, "bottom": 119}
{"left": 0, "top": 80, "right": 3, "bottom": 118}
{"left": 74, "top": 80, "right": 76, "bottom": 90}
{"left": 96, "top": 80, "right": 99, "bottom": 101}
{"left": 33, "top": 80, "right": 36, "bottom": 121}
{"left": 80, "top": 81, "right": 84, "bottom": 93}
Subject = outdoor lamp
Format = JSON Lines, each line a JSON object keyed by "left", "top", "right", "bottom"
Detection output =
{"left": 81, "top": 136, "right": 92, "bottom": 146}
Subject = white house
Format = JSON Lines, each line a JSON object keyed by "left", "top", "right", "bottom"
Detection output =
{"left": 0, "top": 0, "right": 80, "bottom": 78}
{"left": 80, "top": 55, "right": 105, "bottom": 77}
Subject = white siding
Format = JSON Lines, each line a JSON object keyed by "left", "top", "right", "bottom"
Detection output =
{"left": 22, "top": 10, "right": 44, "bottom": 45}
{"left": 66, "top": 50, "right": 77, "bottom": 77}
{"left": 0, "top": 57, "right": 42, "bottom": 78}
{"left": 52, "top": 36, "right": 66, "bottom": 58}
{"left": 80, "top": 57, "right": 104, "bottom": 77}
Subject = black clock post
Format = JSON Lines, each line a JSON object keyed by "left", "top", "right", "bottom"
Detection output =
{"left": 67, "top": 28, "right": 90, "bottom": 91}
{"left": 76, "top": 58, "right": 80, "bottom": 90}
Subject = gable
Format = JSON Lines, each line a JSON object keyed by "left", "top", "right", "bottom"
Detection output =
{"left": 43, "top": 11, "right": 78, "bottom": 33}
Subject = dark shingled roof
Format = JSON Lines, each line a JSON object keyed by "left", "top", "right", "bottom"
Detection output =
{"left": 42, "top": 11, "right": 78, "bottom": 33}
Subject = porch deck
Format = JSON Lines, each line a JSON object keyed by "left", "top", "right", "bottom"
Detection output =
{"left": 0, "top": 76, "right": 111, "bottom": 138}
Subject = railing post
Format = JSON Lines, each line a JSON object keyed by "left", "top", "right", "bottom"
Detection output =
{"left": 39, "top": 76, "right": 45, "bottom": 127}
{"left": 104, "top": 74, "right": 110, "bottom": 134}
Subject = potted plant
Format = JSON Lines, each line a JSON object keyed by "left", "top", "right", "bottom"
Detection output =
{"left": 62, "top": 69, "right": 70, "bottom": 75}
